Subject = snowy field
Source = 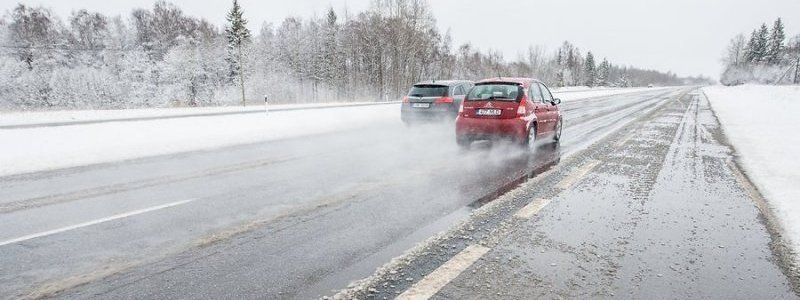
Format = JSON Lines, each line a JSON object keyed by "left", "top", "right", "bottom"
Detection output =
{"left": 704, "top": 85, "right": 800, "bottom": 256}
{"left": 0, "top": 87, "right": 659, "bottom": 176}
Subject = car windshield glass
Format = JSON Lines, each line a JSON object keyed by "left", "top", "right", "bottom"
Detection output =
{"left": 466, "top": 84, "right": 521, "bottom": 101}
{"left": 408, "top": 85, "right": 448, "bottom": 97}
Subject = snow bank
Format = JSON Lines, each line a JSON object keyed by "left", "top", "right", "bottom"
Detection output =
{"left": 703, "top": 84, "right": 800, "bottom": 255}
{"left": 0, "top": 88, "right": 659, "bottom": 176}
{"left": 0, "top": 104, "right": 401, "bottom": 177}
{"left": 0, "top": 101, "right": 396, "bottom": 128}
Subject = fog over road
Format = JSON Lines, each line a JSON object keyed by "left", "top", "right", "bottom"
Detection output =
{"left": 1, "top": 88, "right": 794, "bottom": 299}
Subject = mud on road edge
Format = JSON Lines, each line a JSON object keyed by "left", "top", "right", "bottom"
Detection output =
{"left": 703, "top": 90, "right": 800, "bottom": 296}
{"left": 329, "top": 88, "right": 695, "bottom": 300}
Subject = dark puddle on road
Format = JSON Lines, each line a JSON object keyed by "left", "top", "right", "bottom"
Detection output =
{"left": 301, "top": 142, "right": 562, "bottom": 299}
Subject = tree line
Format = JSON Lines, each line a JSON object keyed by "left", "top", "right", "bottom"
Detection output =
{"left": 721, "top": 18, "right": 800, "bottom": 85}
{"left": 0, "top": 0, "right": 707, "bottom": 110}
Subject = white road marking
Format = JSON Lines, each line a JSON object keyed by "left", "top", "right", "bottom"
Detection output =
{"left": 0, "top": 199, "right": 195, "bottom": 247}
{"left": 514, "top": 198, "right": 552, "bottom": 219}
{"left": 396, "top": 244, "right": 490, "bottom": 300}
{"left": 555, "top": 160, "right": 601, "bottom": 190}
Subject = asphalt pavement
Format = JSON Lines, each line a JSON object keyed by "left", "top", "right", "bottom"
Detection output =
{"left": 2, "top": 87, "right": 794, "bottom": 299}
{"left": 334, "top": 90, "right": 799, "bottom": 299}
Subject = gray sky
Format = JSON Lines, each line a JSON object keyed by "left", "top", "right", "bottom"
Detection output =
{"left": 2, "top": 0, "right": 798, "bottom": 79}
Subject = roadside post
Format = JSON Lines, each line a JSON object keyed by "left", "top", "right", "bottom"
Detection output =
{"left": 264, "top": 95, "right": 269, "bottom": 116}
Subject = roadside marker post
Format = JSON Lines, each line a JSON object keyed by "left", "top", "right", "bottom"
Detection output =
{"left": 264, "top": 95, "right": 269, "bottom": 116}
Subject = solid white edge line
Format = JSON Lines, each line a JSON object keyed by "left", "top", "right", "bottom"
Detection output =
{"left": 396, "top": 244, "right": 491, "bottom": 300}
{"left": 0, "top": 199, "right": 195, "bottom": 247}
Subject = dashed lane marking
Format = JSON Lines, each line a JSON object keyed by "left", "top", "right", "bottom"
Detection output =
{"left": 0, "top": 199, "right": 196, "bottom": 247}
{"left": 513, "top": 198, "right": 552, "bottom": 219}
{"left": 396, "top": 244, "right": 491, "bottom": 300}
{"left": 555, "top": 160, "right": 601, "bottom": 190}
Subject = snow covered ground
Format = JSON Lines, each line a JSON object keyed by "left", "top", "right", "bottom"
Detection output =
{"left": 0, "top": 101, "right": 397, "bottom": 128}
{"left": 703, "top": 84, "right": 800, "bottom": 257}
{"left": 0, "top": 87, "right": 660, "bottom": 176}
{"left": 0, "top": 104, "right": 401, "bottom": 177}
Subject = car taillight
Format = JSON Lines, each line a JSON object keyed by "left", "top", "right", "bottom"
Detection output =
{"left": 458, "top": 103, "right": 464, "bottom": 113}
{"left": 434, "top": 97, "right": 454, "bottom": 104}
{"left": 402, "top": 96, "right": 409, "bottom": 103}
{"left": 517, "top": 97, "right": 528, "bottom": 115}
{"left": 517, "top": 105, "right": 526, "bottom": 115}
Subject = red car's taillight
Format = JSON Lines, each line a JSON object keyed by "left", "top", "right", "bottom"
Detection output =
{"left": 434, "top": 97, "right": 454, "bottom": 104}
{"left": 517, "top": 97, "right": 528, "bottom": 115}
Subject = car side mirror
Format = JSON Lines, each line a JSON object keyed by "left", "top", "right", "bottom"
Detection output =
{"left": 552, "top": 98, "right": 561, "bottom": 105}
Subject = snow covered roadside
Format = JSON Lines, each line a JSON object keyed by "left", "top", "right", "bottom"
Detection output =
{"left": 0, "top": 101, "right": 397, "bottom": 128}
{"left": 703, "top": 85, "right": 800, "bottom": 257}
{"left": 0, "top": 87, "right": 660, "bottom": 176}
{"left": 0, "top": 104, "right": 402, "bottom": 177}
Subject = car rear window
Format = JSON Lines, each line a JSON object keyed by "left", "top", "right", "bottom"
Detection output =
{"left": 408, "top": 85, "right": 448, "bottom": 97}
{"left": 466, "top": 83, "right": 522, "bottom": 101}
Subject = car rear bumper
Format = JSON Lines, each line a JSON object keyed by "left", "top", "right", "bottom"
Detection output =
{"left": 455, "top": 116, "right": 528, "bottom": 141}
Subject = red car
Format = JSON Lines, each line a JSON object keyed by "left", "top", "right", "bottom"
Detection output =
{"left": 455, "top": 78, "right": 562, "bottom": 149}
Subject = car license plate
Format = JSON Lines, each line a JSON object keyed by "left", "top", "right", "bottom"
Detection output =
{"left": 412, "top": 103, "right": 430, "bottom": 108}
{"left": 476, "top": 109, "right": 501, "bottom": 116}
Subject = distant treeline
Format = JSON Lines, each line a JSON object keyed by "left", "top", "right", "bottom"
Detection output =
{"left": 0, "top": 0, "right": 709, "bottom": 110}
{"left": 721, "top": 18, "right": 800, "bottom": 85}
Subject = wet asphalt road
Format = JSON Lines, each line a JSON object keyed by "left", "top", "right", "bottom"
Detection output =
{"left": 337, "top": 90, "right": 799, "bottom": 299}
{"left": 2, "top": 87, "right": 793, "bottom": 299}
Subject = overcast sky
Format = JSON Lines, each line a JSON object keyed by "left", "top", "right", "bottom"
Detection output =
{"left": 2, "top": 0, "right": 798, "bottom": 79}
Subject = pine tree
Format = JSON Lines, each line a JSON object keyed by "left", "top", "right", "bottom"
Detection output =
{"left": 744, "top": 30, "right": 758, "bottom": 63}
{"left": 754, "top": 23, "right": 770, "bottom": 63}
{"left": 225, "top": 0, "right": 251, "bottom": 106}
{"left": 597, "top": 58, "right": 610, "bottom": 86}
{"left": 583, "top": 51, "right": 596, "bottom": 87}
{"left": 766, "top": 18, "right": 785, "bottom": 64}
{"left": 321, "top": 7, "right": 342, "bottom": 95}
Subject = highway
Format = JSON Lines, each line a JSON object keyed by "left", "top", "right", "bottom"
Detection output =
{"left": 3, "top": 87, "right": 794, "bottom": 299}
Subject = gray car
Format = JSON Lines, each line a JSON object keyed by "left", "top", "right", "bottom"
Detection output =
{"left": 401, "top": 80, "right": 474, "bottom": 124}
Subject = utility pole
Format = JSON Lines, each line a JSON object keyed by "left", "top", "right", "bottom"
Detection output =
{"left": 795, "top": 57, "right": 800, "bottom": 84}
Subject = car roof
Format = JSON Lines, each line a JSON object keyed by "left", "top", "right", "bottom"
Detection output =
{"left": 413, "top": 80, "right": 473, "bottom": 87}
{"left": 476, "top": 77, "right": 541, "bottom": 88}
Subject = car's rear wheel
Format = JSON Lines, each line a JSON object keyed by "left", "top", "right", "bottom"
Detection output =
{"left": 525, "top": 123, "right": 537, "bottom": 151}
{"left": 553, "top": 118, "right": 563, "bottom": 143}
